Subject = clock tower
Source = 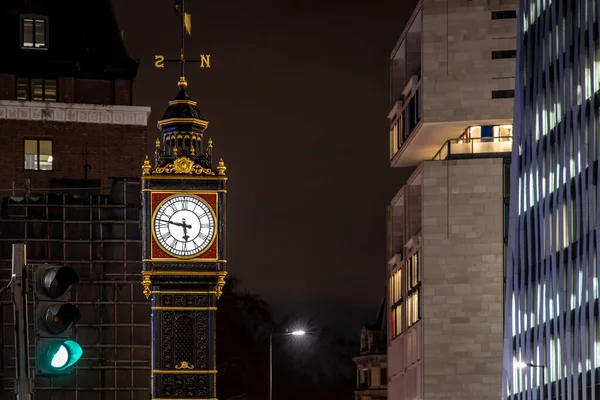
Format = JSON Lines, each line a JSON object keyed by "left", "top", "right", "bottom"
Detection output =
{"left": 141, "top": 76, "right": 227, "bottom": 399}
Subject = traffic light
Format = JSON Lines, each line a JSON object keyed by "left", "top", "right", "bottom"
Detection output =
{"left": 32, "top": 265, "right": 83, "bottom": 376}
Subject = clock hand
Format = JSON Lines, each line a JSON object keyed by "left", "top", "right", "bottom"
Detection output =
{"left": 158, "top": 218, "right": 184, "bottom": 227}
{"left": 181, "top": 218, "right": 190, "bottom": 242}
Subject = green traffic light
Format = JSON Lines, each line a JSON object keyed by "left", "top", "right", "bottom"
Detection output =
{"left": 46, "top": 340, "right": 83, "bottom": 371}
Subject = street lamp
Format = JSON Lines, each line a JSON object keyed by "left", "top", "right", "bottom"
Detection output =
{"left": 270, "top": 329, "right": 306, "bottom": 400}
{"left": 515, "top": 360, "right": 546, "bottom": 399}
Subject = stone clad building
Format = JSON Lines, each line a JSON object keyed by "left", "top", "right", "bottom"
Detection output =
{"left": 386, "top": 1, "right": 516, "bottom": 399}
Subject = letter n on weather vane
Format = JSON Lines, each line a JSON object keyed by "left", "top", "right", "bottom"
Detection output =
{"left": 154, "top": 54, "right": 211, "bottom": 69}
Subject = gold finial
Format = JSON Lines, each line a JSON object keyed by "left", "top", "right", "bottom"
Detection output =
{"left": 173, "top": 146, "right": 178, "bottom": 156}
{"left": 178, "top": 76, "right": 188, "bottom": 88}
{"left": 142, "top": 155, "right": 152, "bottom": 175}
{"left": 217, "top": 158, "right": 227, "bottom": 176}
{"left": 155, "top": 137, "right": 160, "bottom": 147}
{"left": 216, "top": 274, "right": 226, "bottom": 299}
{"left": 208, "top": 138, "right": 213, "bottom": 148}
{"left": 191, "top": 146, "right": 196, "bottom": 156}
{"left": 142, "top": 272, "right": 151, "bottom": 299}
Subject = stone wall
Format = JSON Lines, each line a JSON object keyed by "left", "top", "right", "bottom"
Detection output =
{"left": 421, "top": 0, "right": 517, "bottom": 123}
{"left": 421, "top": 157, "right": 505, "bottom": 399}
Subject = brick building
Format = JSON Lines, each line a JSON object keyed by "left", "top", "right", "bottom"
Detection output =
{"left": 0, "top": 0, "right": 150, "bottom": 191}
{"left": 0, "top": 1, "right": 153, "bottom": 399}
{"left": 386, "top": 1, "right": 516, "bottom": 399}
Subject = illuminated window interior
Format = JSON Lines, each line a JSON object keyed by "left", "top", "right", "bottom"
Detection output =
{"left": 24, "top": 139, "right": 53, "bottom": 171}
{"left": 17, "top": 78, "right": 57, "bottom": 102}
{"left": 21, "top": 16, "right": 47, "bottom": 49}
{"left": 406, "top": 251, "right": 420, "bottom": 327}
{"left": 390, "top": 268, "right": 402, "bottom": 338}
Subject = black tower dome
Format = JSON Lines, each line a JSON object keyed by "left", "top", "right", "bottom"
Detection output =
{"left": 143, "top": 77, "right": 225, "bottom": 177}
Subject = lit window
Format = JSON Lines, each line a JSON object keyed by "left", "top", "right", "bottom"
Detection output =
{"left": 24, "top": 139, "right": 53, "bottom": 171}
{"left": 16, "top": 78, "right": 57, "bottom": 102}
{"left": 21, "top": 16, "right": 47, "bottom": 49}
{"left": 406, "top": 251, "right": 421, "bottom": 327}
{"left": 390, "top": 268, "right": 403, "bottom": 338}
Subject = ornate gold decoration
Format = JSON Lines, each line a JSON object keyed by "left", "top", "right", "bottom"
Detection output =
{"left": 208, "top": 138, "right": 213, "bottom": 148}
{"left": 168, "top": 99, "right": 198, "bottom": 106}
{"left": 178, "top": 76, "right": 188, "bottom": 88}
{"left": 155, "top": 137, "right": 160, "bottom": 147}
{"left": 217, "top": 158, "right": 227, "bottom": 176}
{"left": 216, "top": 274, "right": 226, "bottom": 299}
{"left": 175, "top": 361, "right": 195, "bottom": 370}
{"left": 152, "top": 369, "right": 217, "bottom": 375}
{"left": 153, "top": 156, "right": 216, "bottom": 176}
{"left": 142, "top": 156, "right": 152, "bottom": 175}
{"left": 152, "top": 306, "right": 218, "bottom": 311}
{"left": 157, "top": 118, "right": 209, "bottom": 129}
{"left": 173, "top": 147, "right": 178, "bottom": 156}
{"left": 191, "top": 146, "right": 196, "bottom": 156}
{"left": 142, "top": 272, "right": 152, "bottom": 299}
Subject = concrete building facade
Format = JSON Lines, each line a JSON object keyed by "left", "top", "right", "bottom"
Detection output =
{"left": 502, "top": 1, "right": 600, "bottom": 399}
{"left": 386, "top": 1, "right": 517, "bottom": 399}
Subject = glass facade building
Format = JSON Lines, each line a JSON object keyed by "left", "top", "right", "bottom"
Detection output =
{"left": 503, "top": 1, "right": 600, "bottom": 399}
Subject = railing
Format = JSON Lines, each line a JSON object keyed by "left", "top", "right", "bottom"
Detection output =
{"left": 432, "top": 136, "right": 513, "bottom": 161}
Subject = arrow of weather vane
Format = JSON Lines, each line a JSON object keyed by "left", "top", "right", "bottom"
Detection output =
{"left": 154, "top": 0, "right": 211, "bottom": 74}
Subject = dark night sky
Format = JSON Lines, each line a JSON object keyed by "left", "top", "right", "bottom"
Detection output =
{"left": 114, "top": 0, "right": 416, "bottom": 334}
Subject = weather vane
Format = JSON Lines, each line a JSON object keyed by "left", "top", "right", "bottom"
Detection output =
{"left": 154, "top": 0, "right": 211, "bottom": 78}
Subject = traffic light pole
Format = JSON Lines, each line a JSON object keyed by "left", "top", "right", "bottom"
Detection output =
{"left": 12, "top": 244, "right": 31, "bottom": 400}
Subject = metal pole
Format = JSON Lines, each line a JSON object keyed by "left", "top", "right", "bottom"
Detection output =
{"left": 180, "top": 0, "right": 185, "bottom": 79}
{"left": 269, "top": 334, "right": 272, "bottom": 400}
{"left": 12, "top": 243, "right": 31, "bottom": 400}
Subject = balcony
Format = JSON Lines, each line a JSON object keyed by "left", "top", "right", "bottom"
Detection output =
{"left": 432, "top": 136, "right": 513, "bottom": 161}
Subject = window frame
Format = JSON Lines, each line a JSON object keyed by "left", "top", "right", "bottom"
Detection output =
{"left": 16, "top": 78, "right": 57, "bottom": 102}
{"left": 491, "top": 50, "right": 517, "bottom": 59}
{"left": 491, "top": 10, "right": 517, "bottom": 19}
{"left": 20, "top": 14, "right": 49, "bottom": 50}
{"left": 24, "top": 138, "right": 54, "bottom": 171}
{"left": 492, "top": 89, "right": 515, "bottom": 99}
{"left": 406, "top": 250, "right": 421, "bottom": 327}
{"left": 390, "top": 267, "right": 403, "bottom": 338}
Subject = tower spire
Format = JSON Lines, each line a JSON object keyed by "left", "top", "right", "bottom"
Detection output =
{"left": 179, "top": 0, "right": 186, "bottom": 82}
{"left": 174, "top": 0, "right": 192, "bottom": 86}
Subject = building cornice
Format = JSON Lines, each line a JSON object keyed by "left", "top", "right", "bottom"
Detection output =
{"left": 0, "top": 100, "right": 151, "bottom": 126}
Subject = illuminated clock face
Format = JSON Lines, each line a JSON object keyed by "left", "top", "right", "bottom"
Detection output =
{"left": 153, "top": 195, "right": 216, "bottom": 257}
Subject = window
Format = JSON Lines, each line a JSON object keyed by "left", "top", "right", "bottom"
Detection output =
{"left": 24, "top": 139, "right": 53, "bottom": 170}
{"left": 407, "top": 251, "right": 421, "bottom": 327}
{"left": 492, "top": 50, "right": 517, "bottom": 59}
{"left": 380, "top": 368, "right": 387, "bottom": 386}
{"left": 21, "top": 15, "right": 47, "bottom": 49}
{"left": 360, "top": 369, "right": 370, "bottom": 388}
{"left": 491, "top": 10, "right": 517, "bottom": 19}
{"left": 390, "top": 268, "right": 403, "bottom": 338}
{"left": 492, "top": 89, "right": 515, "bottom": 99}
{"left": 17, "top": 78, "right": 57, "bottom": 101}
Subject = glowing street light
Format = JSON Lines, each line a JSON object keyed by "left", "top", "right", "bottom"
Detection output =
{"left": 270, "top": 329, "right": 307, "bottom": 400}
{"left": 514, "top": 360, "right": 546, "bottom": 398}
